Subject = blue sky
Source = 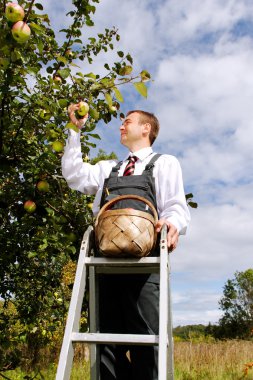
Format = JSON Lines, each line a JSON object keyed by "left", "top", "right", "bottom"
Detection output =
{"left": 45, "top": 0, "right": 253, "bottom": 326}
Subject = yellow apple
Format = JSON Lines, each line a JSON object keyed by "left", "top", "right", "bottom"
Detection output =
{"left": 5, "top": 2, "right": 25, "bottom": 22}
{"left": 52, "top": 140, "right": 64, "bottom": 152}
{"left": 77, "top": 101, "right": 89, "bottom": 116}
{"left": 11, "top": 21, "right": 31, "bottom": 44}
{"left": 37, "top": 180, "right": 49, "bottom": 192}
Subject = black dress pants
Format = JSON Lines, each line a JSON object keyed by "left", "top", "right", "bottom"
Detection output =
{"left": 98, "top": 273, "right": 159, "bottom": 380}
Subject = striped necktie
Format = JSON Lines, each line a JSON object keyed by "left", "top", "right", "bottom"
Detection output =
{"left": 123, "top": 155, "right": 138, "bottom": 176}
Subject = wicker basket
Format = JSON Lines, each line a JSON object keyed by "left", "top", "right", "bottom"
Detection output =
{"left": 95, "top": 194, "right": 158, "bottom": 258}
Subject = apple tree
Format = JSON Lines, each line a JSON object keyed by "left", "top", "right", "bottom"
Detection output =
{"left": 0, "top": 0, "right": 151, "bottom": 372}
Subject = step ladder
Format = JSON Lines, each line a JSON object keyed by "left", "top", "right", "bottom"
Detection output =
{"left": 56, "top": 224, "right": 174, "bottom": 380}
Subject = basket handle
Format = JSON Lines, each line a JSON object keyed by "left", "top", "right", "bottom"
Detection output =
{"left": 95, "top": 194, "right": 158, "bottom": 225}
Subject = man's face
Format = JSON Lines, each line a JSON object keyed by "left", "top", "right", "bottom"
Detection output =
{"left": 120, "top": 112, "right": 145, "bottom": 148}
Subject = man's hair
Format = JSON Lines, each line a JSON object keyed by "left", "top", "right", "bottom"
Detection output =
{"left": 126, "top": 110, "right": 160, "bottom": 145}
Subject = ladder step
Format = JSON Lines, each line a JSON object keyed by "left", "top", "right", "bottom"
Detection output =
{"left": 85, "top": 257, "right": 160, "bottom": 266}
{"left": 71, "top": 332, "right": 159, "bottom": 345}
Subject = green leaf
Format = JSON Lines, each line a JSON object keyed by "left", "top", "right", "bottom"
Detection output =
{"left": 86, "top": 19, "right": 94, "bottom": 27}
{"left": 89, "top": 108, "right": 100, "bottom": 120}
{"left": 117, "top": 51, "right": 124, "bottom": 58}
{"left": 35, "top": 3, "right": 44, "bottom": 10}
{"left": 133, "top": 82, "right": 148, "bottom": 98}
{"left": 119, "top": 65, "right": 133, "bottom": 76}
{"left": 84, "top": 72, "right": 96, "bottom": 80}
{"left": 126, "top": 54, "right": 133, "bottom": 64}
{"left": 57, "top": 68, "right": 71, "bottom": 79}
{"left": 29, "top": 22, "right": 45, "bottom": 35}
{"left": 66, "top": 122, "right": 79, "bottom": 133}
{"left": 70, "top": 62, "right": 80, "bottom": 68}
{"left": 88, "top": 133, "right": 101, "bottom": 140}
{"left": 104, "top": 92, "right": 113, "bottom": 107}
{"left": 58, "top": 99, "right": 69, "bottom": 108}
{"left": 37, "top": 40, "right": 44, "bottom": 54}
{"left": 140, "top": 70, "right": 151, "bottom": 82}
{"left": 56, "top": 55, "right": 68, "bottom": 65}
{"left": 188, "top": 201, "right": 198, "bottom": 209}
{"left": 28, "top": 252, "right": 37, "bottom": 259}
{"left": 113, "top": 87, "right": 124, "bottom": 102}
{"left": 186, "top": 193, "right": 194, "bottom": 200}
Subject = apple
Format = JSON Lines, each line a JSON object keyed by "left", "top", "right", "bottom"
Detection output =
{"left": 24, "top": 200, "right": 36, "bottom": 213}
{"left": 11, "top": 21, "right": 31, "bottom": 44}
{"left": 53, "top": 75, "right": 62, "bottom": 84}
{"left": 109, "top": 105, "right": 117, "bottom": 113}
{"left": 0, "top": 58, "right": 10, "bottom": 70}
{"left": 87, "top": 202, "right": 93, "bottom": 210}
{"left": 5, "top": 2, "right": 25, "bottom": 22}
{"left": 66, "top": 49, "right": 74, "bottom": 58}
{"left": 77, "top": 101, "right": 89, "bottom": 116}
{"left": 52, "top": 140, "right": 64, "bottom": 152}
{"left": 67, "top": 232, "right": 77, "bottom": 242}
{"left": 37, "top": 180, "right": 49, "bottom": 192}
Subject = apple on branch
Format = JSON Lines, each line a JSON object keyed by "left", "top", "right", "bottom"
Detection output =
{"left": 77, "top": 101, "right": 89, "bottom": 116}
{"left": 11, "top": 21, "right": 31, "bottom": 44}
{"left": 52, "top": 140, "right": 64, "bottom": 153}
{"left": 24, "top": 200, "right": 36, "bottom": 213}
{"left": 37, "top": 180, "right": 49, "bottom": 192}
{"left": 0, "top": 58, "right": 10, "bottom": 70}
{"left": 53, "top": 75, "right": 62, "bottom": 84}
{"left": 5, "top": 2, "right": 25, "bottom": 22}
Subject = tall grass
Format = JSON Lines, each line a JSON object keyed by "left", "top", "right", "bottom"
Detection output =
{"left": 3, "top": 340, "right": 253, "bottom": 379}
{"left": 174, "top": 340, "right": 253, "bottom": 380}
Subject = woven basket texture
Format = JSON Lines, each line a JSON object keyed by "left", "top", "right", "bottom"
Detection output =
{"left": 95, "top": 208, "right": 157, "bottom": 257}
{"left": 95, "top": 194, "right": 158, "bottom": 258}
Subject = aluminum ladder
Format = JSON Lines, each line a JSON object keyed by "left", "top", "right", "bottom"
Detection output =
{"left": 56, "top": 224, "right": 174, "bottom": 380}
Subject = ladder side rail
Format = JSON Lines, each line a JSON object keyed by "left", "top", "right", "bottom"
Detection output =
{"left": 158, "top": 224, "right": 170, "bottom": 380}
{"left": 89, "top": 266, "right": 100, "bottom": 380}
{"left": 167, "top": 250, "right": 174, "bottom": 380}
{"left": 56, "top": 226, "right": 93, "bottom": 380}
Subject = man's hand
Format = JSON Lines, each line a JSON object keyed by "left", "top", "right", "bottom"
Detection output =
{"left": 68, "top": 103, "right": 88, "bottom": 129}
{"left": 156, "top": 219, "right": 179, "bottom": 252}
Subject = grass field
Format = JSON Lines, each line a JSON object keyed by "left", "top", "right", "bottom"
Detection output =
{"left": 3, "top": 340, "right": 253, "bottom": 379}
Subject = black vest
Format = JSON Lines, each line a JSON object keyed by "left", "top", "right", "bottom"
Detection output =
{"left": 100, "top": 154, "right": 161, "bottom": 211}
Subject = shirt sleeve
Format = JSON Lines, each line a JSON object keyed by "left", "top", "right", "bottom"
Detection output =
{"left": 61, "top": 129, "right": 115, "bottom": 195}
{"left": 154, "top": 155, "right": 191, "bottom": 235}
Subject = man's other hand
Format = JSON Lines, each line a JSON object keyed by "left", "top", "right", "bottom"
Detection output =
{"left": 156, "top": 219, "right": 179, "bottom": 252}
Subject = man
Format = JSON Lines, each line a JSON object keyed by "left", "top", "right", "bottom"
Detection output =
{"left": 62, "top": 104, "right": 190, "bottom": 380}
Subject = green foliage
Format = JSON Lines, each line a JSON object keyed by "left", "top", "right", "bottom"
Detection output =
{"left": 173, "top": 324, "right": 212, "bottom": 342}
{"left": 0, "top": 0, "right": 150, "bottom": 374}
{"left": 90, "top": 148, "right": 117, "bottom": 164}
{"left": 215, "top": 269, "right": 253, "bottom": 339}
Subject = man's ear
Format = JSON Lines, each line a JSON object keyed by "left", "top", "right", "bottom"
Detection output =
{"left": 142, "top": 123, "right": 151, "bottom": 137}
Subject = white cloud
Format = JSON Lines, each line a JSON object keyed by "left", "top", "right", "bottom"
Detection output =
{"left": 172, "top": 289, "right": 222, "bottom": 325}
{"left": 157, "top": 0, "right": 252, "bottom": 45}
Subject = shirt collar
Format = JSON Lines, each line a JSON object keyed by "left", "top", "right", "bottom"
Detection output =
{"left": 123, "top": 147, "right": 153, "bottom": 162}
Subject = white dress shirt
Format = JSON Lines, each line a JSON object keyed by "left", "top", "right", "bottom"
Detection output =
{"left": 62, "top": 129, "right": 191, "bottom": 234}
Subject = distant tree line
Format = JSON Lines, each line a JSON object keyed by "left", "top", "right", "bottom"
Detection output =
{"left": 174, "top": 269, "right": 253, "bottom": 341}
